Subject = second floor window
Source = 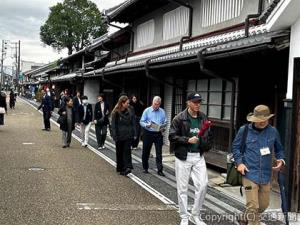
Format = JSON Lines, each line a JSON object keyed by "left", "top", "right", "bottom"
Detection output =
{"left": 163, "top": 6, "right": 189, "bottom": 41}
{"left": 201, "top": 0, "right": 244, "bottom": 27}
{"left": 136, "top": 19, "right": 155, "bottom": 48}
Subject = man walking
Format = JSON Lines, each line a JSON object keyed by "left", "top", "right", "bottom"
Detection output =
{"left": 38, "top": 89, "right": 52, "bottom": 131}
{"left": 169, "top": 92, "right": 212, "bottom": 225}
{"left": 232, "top": 105, "right": 285, "bottom": 225}
{"left": 79, "top": 96, "right": 93, "bottom": 147}
{"left": 140, "top": 96, "right": 167, "bottom": 176}
{"left": 73, "top": 91, "right": 82, "bottom": 124}
{"left": 94, "top": 94, "right": 110, "bottom": 150}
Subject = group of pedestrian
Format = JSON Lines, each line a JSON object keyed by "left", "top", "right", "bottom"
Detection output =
{"left": 36, "top": 88, "right": 285, "bottom": 225}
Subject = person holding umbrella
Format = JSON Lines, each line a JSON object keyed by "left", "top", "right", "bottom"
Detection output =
{"left": 232, "top": 105, "right": 285, "bottom": 225}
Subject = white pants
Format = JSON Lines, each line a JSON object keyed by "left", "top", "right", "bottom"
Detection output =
{"left": 80, "top": 122, "right": 91, "bottom": 145}
{"left": 175, "top": 152, "right": 208, "bottom": 219}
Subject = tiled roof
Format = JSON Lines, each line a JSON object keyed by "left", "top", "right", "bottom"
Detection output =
{"left": 83, "top": 24, "right": 289, "bottom": 77}
{"left": 105, "top": 0, "right": 138, "bottom": 20}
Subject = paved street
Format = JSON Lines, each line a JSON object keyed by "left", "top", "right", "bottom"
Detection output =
{"left": 0, "top": 98, "right": 179, "bottom": 225}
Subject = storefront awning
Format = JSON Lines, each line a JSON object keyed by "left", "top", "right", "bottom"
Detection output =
{"left": 84, "top": 26, "right": 289, "bottom": 77}
{"left": 50, "top": 73, "right": 79, "bottom": 82}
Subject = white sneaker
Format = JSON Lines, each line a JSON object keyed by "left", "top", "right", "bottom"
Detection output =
{"left": 189, "top": 215, "right": 207, "bottom": 225}
{"left": 180, "top": 218, "right": 189, "bottom": 225}
{"left": 97, "top": 146, "right": 102, "bottom": 150}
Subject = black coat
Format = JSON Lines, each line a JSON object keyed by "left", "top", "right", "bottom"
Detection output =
{"left": 73, "top": 96, "right": 81, "bottom": 123}
{"left": 38, "top": 94, "right": 52, "bottom": 112}
{"left": 111, "top": 108, "right": 136, "bottom": 142}
{"left": 169, "top": 109, "right": 213, "bottom": 160}
{"left": 94, "top": 101, "right": 109, "bottom": 126}
{"left": 78, "top": 104, "right": 93, "bottom": 125}
{"left": 0, "top": 93, "right": 7, "bottom": 125}
{"left": 130, "top": 101, "right": 144, "bottom": 118}
{"left": 0, "top": 94, "right": 7, "bottom": 111}
{"left": 58, "top": 106, "right": 76, "bottom": 132}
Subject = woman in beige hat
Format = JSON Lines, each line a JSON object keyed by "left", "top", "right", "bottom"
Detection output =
{"left": 232, "top": 105, "right": 285, "bottom": 225}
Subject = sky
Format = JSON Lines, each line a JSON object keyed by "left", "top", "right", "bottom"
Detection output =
{"left": 0, "top": 0, "right": 125, "bottom": 68}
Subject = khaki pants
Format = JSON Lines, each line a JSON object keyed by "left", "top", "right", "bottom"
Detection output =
{"left": 241, "top": 177, "right": 271, "bottom": 225}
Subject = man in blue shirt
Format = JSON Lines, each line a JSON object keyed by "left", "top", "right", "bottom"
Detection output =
{"left": 140, "top": 96, "right": 167, "bottom": 176}
{"left": 232, "top": 105, "right": 285, "bottom": 225}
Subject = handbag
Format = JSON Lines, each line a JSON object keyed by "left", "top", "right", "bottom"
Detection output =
{"left": 0, "top": 107, "right": 5, "bottom": 114}
{"left": 56, "top": 115, "right": 64, "bottom": 124}
{"left": 226, "top": 125, "right": 248, "bottom": 186}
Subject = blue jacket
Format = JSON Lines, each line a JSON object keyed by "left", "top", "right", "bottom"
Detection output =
{"left": 232, "top": 124, "right": 285, "bottom": 184}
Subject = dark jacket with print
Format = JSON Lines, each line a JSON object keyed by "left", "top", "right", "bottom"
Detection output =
{"left": 169, "top": 109, "right": 213, "bottom": 160}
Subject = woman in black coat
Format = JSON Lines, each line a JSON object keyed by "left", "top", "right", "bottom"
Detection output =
{"left": 0, "top": 91, "right": 7, "bottom": 126}
{"left": 111, "top": 95, "right": 136, "bottom": 176}
{"left": 58, "top": 97, "right": 75, "bottom": 148}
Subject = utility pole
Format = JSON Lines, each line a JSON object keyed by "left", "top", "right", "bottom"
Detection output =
{"left": 0, "top": 40, "right": 4, "bottom": 90}
{"left": 0, "top": 40, "right": 8, "bottom": 90}
{"left": 17, "top": 40, "right": 20, "bottom": 87}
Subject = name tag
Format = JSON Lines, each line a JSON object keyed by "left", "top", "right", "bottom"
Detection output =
{"left": 260, "top": 147, "right": 270, "bottom": 156}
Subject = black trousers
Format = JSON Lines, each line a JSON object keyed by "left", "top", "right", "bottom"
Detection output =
{"left": 142, "top": 130, "right": 163, "bottom": 172}
{"left": 132, "top": 117, "right": 141, "bottom": 148}
{"left": 116, "top": 139, "right": 133, "bottom": 172}
{"left": 95, "top": 125, "right": 107, "bottom": 147}
{"left": 43, "top": 110, "right": 51, "bottom": 129}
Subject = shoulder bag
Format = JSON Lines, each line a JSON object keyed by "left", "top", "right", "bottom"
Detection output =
{"left": 226, "top": 125, "right": 248, "bottom": 187}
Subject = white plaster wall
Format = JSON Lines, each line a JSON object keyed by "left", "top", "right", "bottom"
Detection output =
{"left": 163, "top": 77, "right": 173, "bottom": 146}
{"left": 83, "top": 79, "right": 99, "bottom": 104}
{"left": 287, "top": 18, "right": 300, "bottom": 99}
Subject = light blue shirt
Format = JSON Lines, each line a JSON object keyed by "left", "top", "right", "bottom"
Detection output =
{"left": 140, "top": 106, "right": 167, "bottom": 132}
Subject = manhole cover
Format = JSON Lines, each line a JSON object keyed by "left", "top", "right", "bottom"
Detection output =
{"left": 28, "top": 167, "right": 45, "bottom": 171}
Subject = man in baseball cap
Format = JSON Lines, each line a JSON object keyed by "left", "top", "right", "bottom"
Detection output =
{"left": 169, "top": 91, "right": 212, "bottom": 225}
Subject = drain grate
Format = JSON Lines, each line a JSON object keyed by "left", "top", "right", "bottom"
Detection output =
{"left": 28, "top": 167, "right": 45, "bottom": 171}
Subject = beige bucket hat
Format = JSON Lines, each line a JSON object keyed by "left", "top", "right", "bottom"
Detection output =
{"left": 246, "top": 105, "right": 274, "bottom": 122}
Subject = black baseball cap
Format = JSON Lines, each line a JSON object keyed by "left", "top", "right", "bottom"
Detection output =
{"left": 187, "top": 92, "right": 203, "bottom": 102}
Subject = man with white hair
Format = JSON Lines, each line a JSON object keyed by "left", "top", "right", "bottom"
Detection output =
{"left": 140, "top": 96, "right": 167, "bottom": 176}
